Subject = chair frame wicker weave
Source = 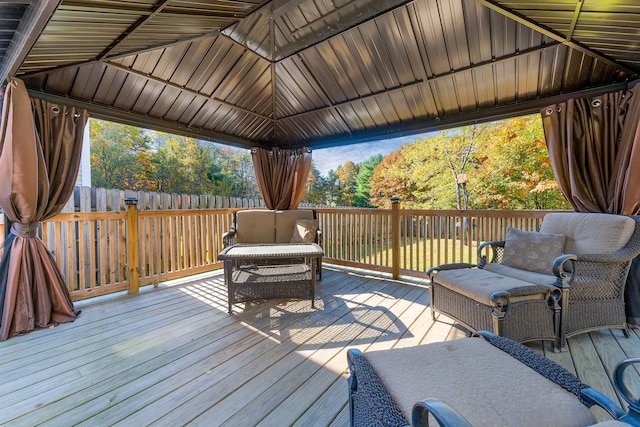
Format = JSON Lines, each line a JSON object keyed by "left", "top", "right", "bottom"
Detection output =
{"left": 428, "top": 214, "right": 640, "bottom": 351}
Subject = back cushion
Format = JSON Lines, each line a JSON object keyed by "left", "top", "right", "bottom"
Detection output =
{"left": 540, "top": 212, "right": 635, "bottom": 254}
{"left": 275, "top": 210, "right": 314, "bottom": 243}
{"left": 236, "top": 210, "right": 276, "bottom": 243}
{"left": 501, "top": 227, "right": 565, "bottom": 274}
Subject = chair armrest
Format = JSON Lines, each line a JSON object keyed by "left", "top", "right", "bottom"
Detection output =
{"left": 579, "top": 388, "right": 626, "bottom": 420}
{"left": 427, "top": 263, "right": 478, "bottom": 279}
{"left": 222, "top": 228, "right": 237, "bottom": 248}
{"left": 477, "top": 241, "right": 505, "bottom": 267}
{"left": 412, "top": 399, "right": 472, "bottom": 427}
{"left": 490, "top": 285, "right": 561, "bottom": 317}
{"left": 316, "top": 228, "right": 323, "bottom": 247}
{"left": 614, "top": 358, "right": 640, "bottom": 425}
{"left": 551, "top": 254, "right": 577, "bottom": 288}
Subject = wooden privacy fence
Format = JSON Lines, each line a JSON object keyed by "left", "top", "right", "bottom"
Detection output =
{"left": 70, "top": 186, "right": 265, "bottom": 212}
{"left": 32, "top": 200, "right": 561, "bottom": 301}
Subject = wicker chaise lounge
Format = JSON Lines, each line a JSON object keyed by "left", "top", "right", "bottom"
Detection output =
{"left": 347, "top": 331, "right": 640, "bottom": 427}
{"left": 428, "top": 212, "right": 640, "bottom": 350}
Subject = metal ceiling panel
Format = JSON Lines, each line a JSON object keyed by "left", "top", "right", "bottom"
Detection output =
{"left": 0, "top": 2, "right": 31, "bottom": 59}
{"left": 224, "top": 0, "right": 412, "bottom": 60}
{"left": 489, "top": 0, "right": 640, "bottom": 71}
{"left": 6, "top": 0, "right": 638, "bottom": 150}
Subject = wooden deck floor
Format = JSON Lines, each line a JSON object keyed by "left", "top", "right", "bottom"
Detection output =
{"left": 1, "top": 266, "right": 639, "bottom": 426}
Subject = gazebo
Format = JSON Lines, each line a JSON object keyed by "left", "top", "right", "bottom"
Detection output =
{"left": 0, "top": 1, "right": 639, "bottom": 425}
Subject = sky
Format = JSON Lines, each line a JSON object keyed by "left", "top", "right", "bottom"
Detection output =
{"left": 312, "top": 134, "right": 426, "bottom": 176}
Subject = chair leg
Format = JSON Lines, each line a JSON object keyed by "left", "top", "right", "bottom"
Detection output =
{"left": 429, "top": 283, "right": 436, "bottom": 320}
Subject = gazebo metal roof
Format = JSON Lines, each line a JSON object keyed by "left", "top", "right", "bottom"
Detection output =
{"left": 1, "top": 0, "right": 639, "bottom": 150}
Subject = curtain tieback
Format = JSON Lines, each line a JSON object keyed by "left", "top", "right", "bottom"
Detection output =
{"left": 11, "top": 222, "right": 40, "bottom": 238}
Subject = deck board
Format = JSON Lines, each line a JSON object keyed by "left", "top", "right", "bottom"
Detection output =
{"left": 0, "top": 266, "right": 636, "bottom": 426}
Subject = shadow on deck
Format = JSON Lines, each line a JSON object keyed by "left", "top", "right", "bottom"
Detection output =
{"left": 0, "top": 266, "right": 638, "bottom": 426}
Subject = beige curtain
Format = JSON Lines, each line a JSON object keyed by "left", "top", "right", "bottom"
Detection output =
{"left": 540, "top": 82, "right": 640, "bottom": 326}
{"left": 251, "top": 147, "right": 312, "bottom": 210}
{"left": 0, "top": 78, "right": 88, "bottom": 340}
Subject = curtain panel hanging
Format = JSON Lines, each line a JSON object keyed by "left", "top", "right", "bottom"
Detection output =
{"left": 540, "top": 82, "right": 640, "bottom": 327}
{"left": 251, "top": 147, "right": 312, "bottom": 210}
{"left": 0, "top": 78, "right": 87, "bottom": 340}
{"left": 541, "top": 84, "right": 640, "bottom": 215}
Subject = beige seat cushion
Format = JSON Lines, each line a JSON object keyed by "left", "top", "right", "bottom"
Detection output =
{"left": 236, "top": 210, "right": 276, "bottom": 243}
{"left": 275, "top": 209, "right": 314, "bottom": 243}
{"left": 540, "top": 212, "right": 635, "bottom": 254}
{"left": 591, "top": 422, "right": 634, "bottom": 427}
{"left": 484, "top": 263, "right": 556, "bottom": 286}
{"left": 433, "top": 268, "right": 546, "bottom": 306}
{"left": 365, "top": 338, "right": 596, "bottom": 427}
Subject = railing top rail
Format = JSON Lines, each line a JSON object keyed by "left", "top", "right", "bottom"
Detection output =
{"left": 314, "top": 207, "right": 392, "bottom": 215}
{"left": 45, "top": 211, "right": 127, "bottom": 222}
{"left": 138, "top": 208, "right": 241, "bottom": 217}
{"left": 398, "top": 209, "right": 568, "bottom": 218}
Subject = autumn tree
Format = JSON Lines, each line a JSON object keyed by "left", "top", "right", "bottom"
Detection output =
{"left": 470, "top": 115, "right": 570, "bottom": 209}
{"left": 335, "top": 161, "right": 358, "bottom": 206}
{"left": 90, "top": 119, "right": 154, "bottom": 190}
{"left": 369, "top": 150, "right": 417, "bottom": 208}
{"left": 368, "top": 115, "right": 569, "bottom": 210}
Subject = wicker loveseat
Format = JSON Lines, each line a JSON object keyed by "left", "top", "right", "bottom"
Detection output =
{"left": 222, "top": 209, "right": 322, "bottom": 276}
{"left": 428, "top": 212, "right": 640, "bottom": 351}
{"left": 347, "top": 331, "right": 640, "bottom": 427}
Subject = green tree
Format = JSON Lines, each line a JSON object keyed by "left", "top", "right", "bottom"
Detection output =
{"left": 355, "top": 154, "right": 383, "bottom": 207}
{"left": 302, "top": 162, "right": 326, "bottom": 205}
{"left": 153, "top": 134, "right": 228, "bottom": 195}
{"left": 324, "top": 169, "right": 340, "bottom": 206}
{"left": 90, "top": 119, "right": 154, "bottom": 190}
{"left": 218, "top": 148, "right": 260, "bottom": 199}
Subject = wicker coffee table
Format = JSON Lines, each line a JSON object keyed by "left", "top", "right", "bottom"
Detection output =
{"left": 217, "top": 243, "right": 324, "bottom": 313}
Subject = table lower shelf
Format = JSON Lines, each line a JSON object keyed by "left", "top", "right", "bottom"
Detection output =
{"left": 226, "top": 263, "right": 315, "bottom": 312}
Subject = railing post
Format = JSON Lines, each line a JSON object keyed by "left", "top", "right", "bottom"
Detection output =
{"left": 391, "top": 197, "right": 400, "bottom": 280}
{"left": 125, "top": 197, "right": 140, "bottom": 294}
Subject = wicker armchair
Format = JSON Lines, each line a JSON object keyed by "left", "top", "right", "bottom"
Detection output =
{"left": 428, "top": 213, "right": 640, "bottom": 351}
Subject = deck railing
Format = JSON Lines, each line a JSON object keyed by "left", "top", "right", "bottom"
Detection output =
{"left": 31, "top": 204, "right": 559, "bottom": 301}
{"left": 314, "top": 204, "right": 553, "bottom": 278}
